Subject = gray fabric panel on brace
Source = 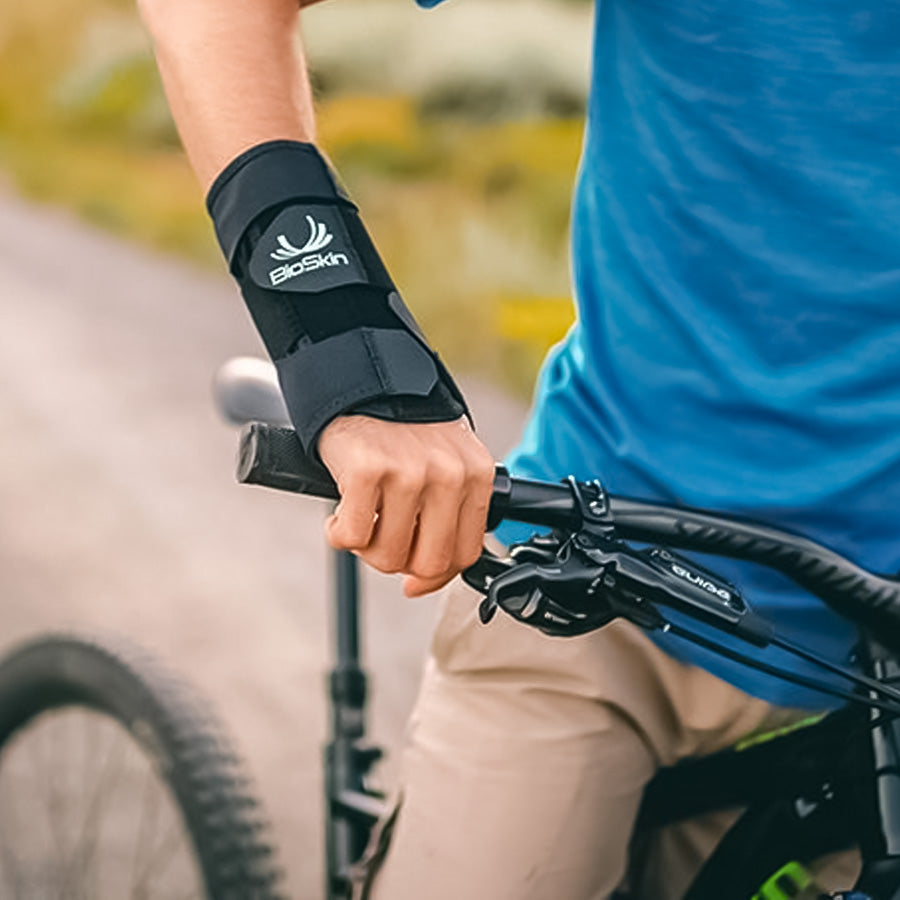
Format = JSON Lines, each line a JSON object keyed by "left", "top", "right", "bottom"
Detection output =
{"left": 365, "top": 328, "right": 439, "bottom": 394}
{"left": 275, "top": 328, "right": 439, "bottom": 451}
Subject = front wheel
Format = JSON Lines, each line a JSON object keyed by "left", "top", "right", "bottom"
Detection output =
{"left": 0, "top": 633, "right": 284, "bottom": 899}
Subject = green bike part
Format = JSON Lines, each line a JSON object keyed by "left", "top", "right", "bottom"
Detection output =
{"left": 735, "top": 714, "right": 827, "bottom": 753}
{"left": 751, "top": 860, "right": 822, "bottom": 899}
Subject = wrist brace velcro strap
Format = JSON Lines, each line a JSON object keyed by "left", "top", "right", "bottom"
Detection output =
{"left": 206, "top": 140, "right": 469, "bottom": 454}
{"left": 275, "top": 328, "right": 439, "bottom": 448}
{"left": 207, "top": 140, "right": 355, "bottom": 270}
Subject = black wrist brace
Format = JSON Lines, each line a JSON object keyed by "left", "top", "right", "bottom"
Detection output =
{"left": 206, "top": 140, "right": 469, "bottom": 453}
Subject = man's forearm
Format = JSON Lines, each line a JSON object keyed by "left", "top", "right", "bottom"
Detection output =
{"left": 140, "top": 0, "right": 495, "bottom": 595}
{"left": 139, "top": 0, "right": 317, "bottom": 189}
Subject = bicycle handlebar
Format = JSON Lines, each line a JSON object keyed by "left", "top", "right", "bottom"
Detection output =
{"left": 237, "top": 422, "right": 900, "bottom": 649}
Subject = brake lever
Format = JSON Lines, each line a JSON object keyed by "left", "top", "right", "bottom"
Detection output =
{"left": 480, "top": 563, "right": 549, "bottom": 627}
{"left": 467, "top": 548, "right": 669, "bottom": 636}
{"left": 462, "top": 548, "right": 515, "bottom": 624}
{"left": 463, "top": 548, "right": 513, "bottom": 593}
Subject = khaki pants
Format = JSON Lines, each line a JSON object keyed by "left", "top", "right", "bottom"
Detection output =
{"left": 361, "top": 579, "right": 857, "bottom": 900}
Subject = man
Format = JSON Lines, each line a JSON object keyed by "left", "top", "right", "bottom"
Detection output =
{"left": 138, "top": 0, "right": 900, "bottom": 897}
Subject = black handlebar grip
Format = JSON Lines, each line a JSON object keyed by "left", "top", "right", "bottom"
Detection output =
{"left": 236, "top": 422, "right": 580, "bottom": 530}
{"left": 235, "top": 422, "right": 514, "bottom": 522}
{"left": 237, "top": 423, "right": 340, "bottom": 500}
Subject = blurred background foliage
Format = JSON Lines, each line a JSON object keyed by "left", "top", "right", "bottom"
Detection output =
{"left": 0, "top": 0, "right": 592, "bottom": 396}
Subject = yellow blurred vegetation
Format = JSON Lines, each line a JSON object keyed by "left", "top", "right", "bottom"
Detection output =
{"left": 0, "top": 0, "right": 583, "bottom": 397}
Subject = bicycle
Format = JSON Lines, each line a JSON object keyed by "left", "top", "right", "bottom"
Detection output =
{"left": 223, "top": 359, "right": 900, "bottom": 900}
{"left": 14, "top": 356, "right": 885, "bottom": 900}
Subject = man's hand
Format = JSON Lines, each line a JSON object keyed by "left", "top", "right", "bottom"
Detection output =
{"left": 318, "top": 415, "right": 495, "bottom": 597}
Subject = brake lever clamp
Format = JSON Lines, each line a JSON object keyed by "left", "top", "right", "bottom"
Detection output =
{"left": 566, "top": 476, "right": 615, "bottom": 534}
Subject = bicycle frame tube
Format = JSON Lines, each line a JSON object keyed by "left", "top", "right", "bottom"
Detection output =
{"left": 854, "top": 635, "right": 900, "bottom": 899}
{"left": 635, "top": 708, "right": 857, "bottom": 832}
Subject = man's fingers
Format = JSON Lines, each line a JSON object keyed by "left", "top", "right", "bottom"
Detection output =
{"left": 403, "top": 571, "right": 456, "bottom": 598}
{"left": 405, "top": 448, "right": 493, "bottom": 587}
{"left": 319, "top": 415, "right": 495, "bottom": 583}
{"left": 404, "top": 458, "right": 466, "bottom": 579}
{"left": 361, "top": 471, "right": 423, "bottom": 572}
{"left": 453, "top": 455, "right": 495, "bottom": 571}
{"left": 326, "top": 462, "right": 425, "bottom": 572}
{"left": 325, "top": 472, "right": 380, "bottom": 550}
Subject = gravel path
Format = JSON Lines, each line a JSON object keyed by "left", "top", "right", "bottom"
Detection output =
{"left": 0, "top": 191, "right": 526, "bottom": 898}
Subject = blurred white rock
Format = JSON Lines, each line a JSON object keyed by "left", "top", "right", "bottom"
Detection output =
{"left": 302, "top": 0, "right": 593, "bottom": 117}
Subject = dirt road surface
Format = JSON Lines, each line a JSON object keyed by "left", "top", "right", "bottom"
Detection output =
{"left": 0, "top": 191, "right": 527, "bottom": 898}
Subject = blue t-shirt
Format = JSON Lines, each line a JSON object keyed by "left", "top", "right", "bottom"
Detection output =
{"left": 419, "top": 0, "right": 900, "bottom": 709}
